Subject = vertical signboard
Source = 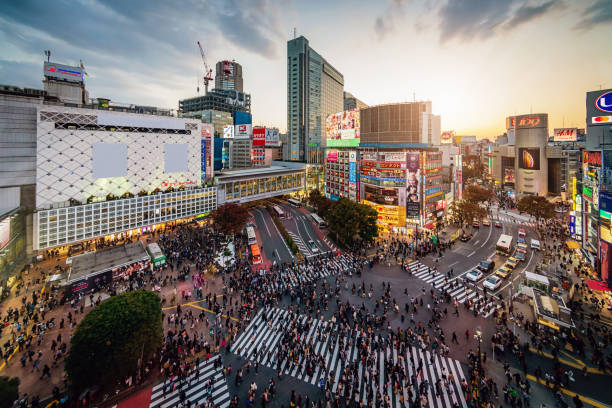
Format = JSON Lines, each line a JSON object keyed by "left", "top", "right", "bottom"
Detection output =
{"left": 570, "top": 215, "right": 576, "bottom": 236}
{"left": 406, "top": 152, "right": 420, "bottom": 217}
{"left": 223, "top": 125, "right": 234, "bottom": 139}
{"left": 348, "top": 150, "right": 357, "bottom": 201}
{"left": 253, "top": 128, "right": 266, "bottom": 146}
{"left": 601, "top": 240, "right": 610, "bottom": 281}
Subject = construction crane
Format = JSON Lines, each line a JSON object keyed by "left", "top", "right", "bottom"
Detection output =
{"left": 197, "top": 41, "right": 213, "bottom": 94}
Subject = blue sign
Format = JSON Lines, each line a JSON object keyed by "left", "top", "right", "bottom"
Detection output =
{"left": 349, "top": 161, "right": 357, "bottom": 184}
{"left": 570, "top": 215, "right": 575, "bottom": 235}
{"left": 596, "top": 90, "right": 612, "bottom": 113}
{"left": 200, "top": 139, "right": 206, "bottom": 180}
{"left": 600, "top": 191, "right": 612, "bottom": 212}
{"left": 234, "top": 112, "right": 252, "bottom": 125}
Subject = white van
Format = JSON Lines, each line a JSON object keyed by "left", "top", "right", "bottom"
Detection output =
{"left": 531, "top": 239, "right": 541, "bottom": 251}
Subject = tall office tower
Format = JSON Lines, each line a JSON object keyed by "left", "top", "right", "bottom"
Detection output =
{"left": 215, "top": 60, "right": 243, "bottom": 92}
{"left": 343, "top": 91, "right": 368, "bottom": 111}
{"left": 287, "top": 36, "right": 344, "bottom": 164}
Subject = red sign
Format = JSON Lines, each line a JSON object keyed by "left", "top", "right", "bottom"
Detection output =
{"left": 583, "top": 151, "right": 602, "bottom": 166}
{"left": 517, "top": 116, "right": 541, "bottom": 128}
{"left": 379, "top": 162, "right": 402, "bottom": 169}
{"left": 253, "top": 128, "right": 265, "bottom": 146}
{"left": 362, "top": 160, "right": 377, "bottom": 168}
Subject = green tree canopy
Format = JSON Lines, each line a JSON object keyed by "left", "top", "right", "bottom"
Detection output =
{"left": 0, "top": 377, "right": 19, "bottom": 407}
{"left": 325, "top": 199, "right": 378, "bottom": 248}
{"left": 308, "top": 189, "right": 335, "bottom": 218}
{"left": 65, "top": 290, "right": 163, "bottom": 392}
{"left": 516, "top": 195, "right": 555, "bottom": 221}
{"left": 211, "top": 203, "right": 249, "bottom": 235}
{"left": 449, "top": 199, "right": 488, "bottom": 226}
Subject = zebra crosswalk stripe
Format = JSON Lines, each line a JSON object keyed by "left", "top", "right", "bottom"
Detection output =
{"left": 149, "top": 355, "right": 231, "bottom": 408}
{"left": 231, "top": 307, "right": 467, "bottom": 408}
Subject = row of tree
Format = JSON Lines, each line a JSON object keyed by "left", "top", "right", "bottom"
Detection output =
{"left": 448, "top": 184, "right": 493, "bottom": 225}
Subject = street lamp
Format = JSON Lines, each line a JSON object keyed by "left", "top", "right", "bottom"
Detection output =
{"left": 474, "top": 327, "right": 483, "bottom": 406}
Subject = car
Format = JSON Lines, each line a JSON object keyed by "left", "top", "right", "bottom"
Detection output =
{"left": 494, "top": 221, "right": 502, "bottom": 228}
{"left": 531, "top": 239, "right": 541, "bottom": 251}
{"left": 308, "top": 240, "right": 318, "bottom": 253}
{"left": 482, "top": 219, "right": 491, "bottom": 226}
{"left": 516, "top": 243, "right": 528, "bottom": 253}
{"left": 483, "top": 275, "right": 502, "bottom": 291}
{"left": 466, "top": 269, "right": 484, "bottom": 282}
{"left": 517, "top": 236, "right": 526, "bottom": 244}
{"left": 477, "top": 260, "right": 495, "bottom": 273}
{"left": 518, "top": 228, "right": 526, "bottom": 237}
{"left": 460, "top": 233, "right": 472, "bottom": 242}
{"left": 514, "top": 251, "right": 526, "bottom": 262}
{"left": 473, "top": 220, "right": 480, "bottom": 228}
{"left": 507, "top": 257, "right": 519, "bottom": 269}
{"left": 495, "top": 266, "right": 512, "bottom": 279}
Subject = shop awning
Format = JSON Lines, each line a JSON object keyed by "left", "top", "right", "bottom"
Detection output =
{"left": 586, "top": 280, "right": 611, "bottom": 292}
{"left": 566, "top": 240, "right": 580, "bottom": 250}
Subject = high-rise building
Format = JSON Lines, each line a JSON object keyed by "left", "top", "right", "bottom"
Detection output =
{"left": 360, "top": 102, "right": 438, "bottom": 146}
{"left": 179, "top": 88, "right": 251, "bottom": 121}
{"left": 215, "top": 60, "right": 243, "bottom": 93}
{"left": 287, "top": 36, "right": 344, "bottom": 164}
{"left": 343, "top": 91, "right": 368, "bottom": 111}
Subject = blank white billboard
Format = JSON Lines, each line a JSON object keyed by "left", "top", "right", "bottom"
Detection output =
{"left": 93, "top": 143, "right": 128, "bottom": 179}
{"left": 164, "top": 144, "right": 188, "bottom": 173}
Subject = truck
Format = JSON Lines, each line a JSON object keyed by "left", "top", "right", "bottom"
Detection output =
{"left": 496, "top": 234, "right": 513, "bottom": 256}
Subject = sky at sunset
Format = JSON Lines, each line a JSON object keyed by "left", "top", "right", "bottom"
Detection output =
{"left": 1, "top": 0, "right": 611, "bottom": 138}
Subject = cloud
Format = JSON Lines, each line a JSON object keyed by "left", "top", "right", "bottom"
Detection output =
{"left": 374, "top": 0, "right": 410, "bottom": 40}
{"left": 436, "top": 0, "right": 563, "bottom": 43}
{"left": 574, "top": 0, "right": 612, "bottom": 30}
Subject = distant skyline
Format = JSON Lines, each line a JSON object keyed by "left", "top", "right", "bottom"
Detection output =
{"left": 1, "top": 0, "right": 611, "bottom": 138}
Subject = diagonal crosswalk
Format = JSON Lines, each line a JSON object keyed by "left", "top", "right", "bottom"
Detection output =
{"left": 231, "top": 308, "right": 469, "bottom": 408}
{"left": 260, "top": 256, "right": 352, "bottom": 293}
{"left": 405, "top": 261, "right": 501, "bottom": 318}
{"left": 287, "top": 231, "right": 311, "bottom": 255}
{"left": 149, "top": 355, "right": 231, "bottom": 408}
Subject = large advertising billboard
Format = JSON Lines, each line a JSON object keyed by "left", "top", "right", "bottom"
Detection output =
{"left": 518, "top": 148, "right": 541, "bottom": 170}
{"left": 253, "top": 127, "right": 265, "bottom": 147}
{"left": 0, "top": 218, "right": 10, "bottom": 250}
{"left": 235, "top": 124, "right": 252, "bottom": 139}
{"left": 326, "top": 150, "right": 338, "bottom": 162}
{"left": 326, "top": 109, "right": 360, "bottom": 147}
{"left": 587, "top": 88, "right": 612, "bottom": 126}
{"left": 406, "top": 152, "right": 420, "bottom": 217}
{"left": 503, "top": 168, "right": 515, "bottom": 184}
{"left": 364, "top": 185, "right": 398, "bottom": 206}
{"left": 440, "top": 131, "right": 454, "bottom": 144}
{"left": 553, "top": 128, "right": 578, "bottom": 142}
{"left": 43, "top": 62, "right": 83, "bottom": 83}
{"left": 235, "top": 112, "right": 252, "bottom": 125}
{"left": 265, "top": 128, "right": 280, "bottom": 147}
{"left": 223, "top": 125, "right": 234, "bottom": 139}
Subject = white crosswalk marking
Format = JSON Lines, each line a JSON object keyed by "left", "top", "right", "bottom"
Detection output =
{"left": 287, "top": 231, "right": 311, "bottom": 255}
{"left": 149, "top": 355, "right": 231, "bottom": 408}
{"left": 405, "top": 261, "right": 502, "bottom": 318}
{"left": 231, "top": 307, "right": 467, "bottom": 408}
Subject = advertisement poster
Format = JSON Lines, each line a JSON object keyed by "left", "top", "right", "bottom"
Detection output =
{"left": 265, "top": 128, "right": 280, "bottom": 147}
{"left": 364, "top": 186, "right": 398, "bottom": 206}
{"left": 570, "top": 215, "right": 576, "bottom": 236}
{"left": 223, "top": 125, "right": 234, "bottom": 139}
{"left": 440, "top": 131, "right": 454, "bottom": 144}
{"left": 253, "top": 128, "right": 266, "bottom": 146}
{"left": 349, "top": 151, "right": 357, "bottom": 200}
{"left": 326, "top": 150, "right": 338, "bottom": 162}
{"left": 406, "top": 152, "right": 420, "bottom": 217}
{"left": 601, "top": 240, "right": 610, "bottom": 281}
{"left": 326, "top": 109, "right": 360, "bottom": 147}
{"left": 235, "top": 124, "right": 252, "bottom": 139}
{"left": 518, "top": 148, "right": 541, "bottom": 170}
{"left": 503, "top": 168, "right": 515, "bottom": 184}
{"left": 553, "top": 128, "right": 578, "bottom": 142}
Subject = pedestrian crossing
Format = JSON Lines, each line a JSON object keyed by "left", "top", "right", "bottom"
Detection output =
{"left": 287, "top": 231, "right": 311, "bottom": 255}
{"left": 231, "top": 307, "right": 469, "bottom": 408}
{"left": 405, "top": 261, "right": 501, "bottom": 318}
{"left": 149, "top": 355, "right": 231, "bottom": 408}
{"left": 492, "top": 215, "right": 536, "bottom": 227}
{"left": 263, "top": 256, "right": 355, "bottom": 292}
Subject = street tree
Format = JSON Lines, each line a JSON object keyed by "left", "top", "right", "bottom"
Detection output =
{"left": 464, "top": 185, "right": 493, "bottom": 205}
{"left": 325, "top": 199, "right": 378, "bottom": 248}
{"left": 211, "top": 203, "right": 249, "bottom": 235}
{"left": 65, "top": 290, "right": 163, "bottom": 393}
{"left": 516, "top": 195, "right": 555, "bottom": 221}
{"left": 308, "top": 189, "right": 334, "bottom": 217}
{"left": 0, "top": 377, "right": 19, "bottom": 407}
{"left": 449, "top": 200, "right": 488, "bottom": 226}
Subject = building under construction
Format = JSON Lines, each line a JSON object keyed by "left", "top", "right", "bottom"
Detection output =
{"left": 179, "top": 88, "right": 251, "bottom": 118}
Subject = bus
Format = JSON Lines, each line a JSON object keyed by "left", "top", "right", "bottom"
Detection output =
{"left": 311, "top": 212, "right": 327, "bottom": 228}
{"left": 288, "top": 198, "right": 301, "bottom": 207}
{"left": 272, "top": 205, "right": 285, "bottom": 218}
{"left": 250, "top": 244, "right": 262, "bottom": 265}
{"left": 496, "top": 234, "right": 513, "bottom": 256}
{"left": 246, "top": 226, "right": 257, "bottom": 245}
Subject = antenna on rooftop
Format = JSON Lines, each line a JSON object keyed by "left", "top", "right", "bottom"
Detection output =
{"left": 293, "top": 27, "right": 296, "bottom": 39}
{"left": 44, "top": 50, "right": 51, "bottom": 62}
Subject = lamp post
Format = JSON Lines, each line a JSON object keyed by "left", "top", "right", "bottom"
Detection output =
{"left": 474, "top": 327, "right": 483, "bottom": 406}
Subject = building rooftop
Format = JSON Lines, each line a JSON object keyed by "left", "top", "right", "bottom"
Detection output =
{"left": 215, "top": 162, "right": 306, "bottom": 181}
{"left": 67, "top": 242, "right": 149, "bottom": 284}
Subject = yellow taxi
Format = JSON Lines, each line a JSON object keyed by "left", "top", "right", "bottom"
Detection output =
{"left": 506, "top": 257, "right": 519, "bottom": 270}
{"left": 495, "top": 266, "right": 512, "bottom": 279}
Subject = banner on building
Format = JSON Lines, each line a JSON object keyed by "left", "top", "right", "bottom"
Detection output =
{"left": 406, "top": 152, "right": 420, "bottom": 217}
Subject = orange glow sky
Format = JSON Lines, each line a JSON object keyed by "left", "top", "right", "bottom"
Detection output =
{"left": 1, "top": 0, "right": 610, "bottom": 138}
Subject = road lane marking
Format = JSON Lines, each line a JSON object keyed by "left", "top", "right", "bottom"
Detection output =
{"left": 473, "top": 240, "right": 480, "bottom": 245}
{"left": 481, "top": 224, "right": 493, "bottom": 247}
{"left": 258, "top": 209, "right": 271, "bottom": 236}
{"left": 467, "top": 251, "right": 476, "bottom": 257}
{"left": 526, "top": 374, "right": 609, "bottom": 408}
{"left": 525, "top": 250, "right": 535, "bottom": 271}
{"left": 449, "top": 261, "right": 459, "bottom": 267}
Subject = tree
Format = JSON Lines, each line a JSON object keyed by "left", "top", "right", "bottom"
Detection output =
{"left": 308, "top": 189, "right": 334, "bottom": 218}
{"left": 516, "top": 195, "right": 555, "bottom": 221}
{"left": 65, "top": 290, "right": 163, "bottom": 392}
{"left": 308, "top": 189, "right": 323, "bottom": 208}
{"left": 464, "top": 185, "right": 493, "bottom": 205}
{"left": 211, "top": 203, "right": 249, "bottom": 235}
{"left": 0, "top": 377, "right": 19, "bottom": 407}
{"left": 448, "top": 200, "right": 487, "bottom": 226}
{"left": 325, "top": 199, "right": 378, "bottom": 248}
